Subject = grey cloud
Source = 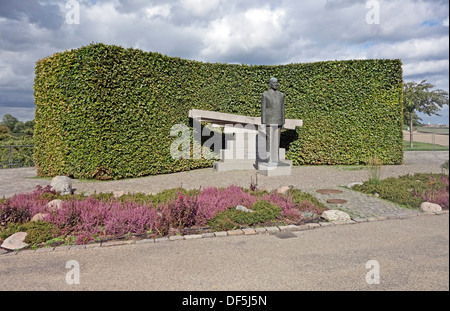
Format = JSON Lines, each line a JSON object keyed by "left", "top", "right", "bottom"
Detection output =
{"left": 0, "top": 0, "right": 64, "bottom": 30}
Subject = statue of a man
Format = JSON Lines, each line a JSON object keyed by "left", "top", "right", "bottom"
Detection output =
{"left": 261, "top": 77, "right": 285, "bottom": 165}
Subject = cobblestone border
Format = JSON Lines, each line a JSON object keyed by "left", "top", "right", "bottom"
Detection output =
{"left": 1, "top": 210, "right": 448, "bottom": 257}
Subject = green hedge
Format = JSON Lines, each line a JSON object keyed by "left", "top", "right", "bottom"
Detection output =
{"left": 34, "top": 43, "right": 403, "bottom": 179}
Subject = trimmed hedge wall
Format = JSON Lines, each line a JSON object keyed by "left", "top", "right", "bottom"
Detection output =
{"left": 34, "top": 43, "right": 403, "bottom": 179}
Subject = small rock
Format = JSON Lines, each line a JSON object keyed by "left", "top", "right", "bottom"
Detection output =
{"left": 1, "top": 232, "right": 28, "bottom": 251}
{"left": 374, "top": 193, "right": 380, "bottom": 198}
{"left": 277, "top": 185, "right": 293, "bottom": 194}
{"left": 420, "top": 202, "right": 442, "bottom": 213}
{"left": 300, "top": 211, "right": 314, "bottom": 218}
{"left": 113, "top": 190, "right": 125, "bottom": 198}
{"left": 47, "top": 199, "right": 63, "bottom": 210}
{"left": 236, "top": 205, "right": 253, "bottom": 213}
{"left": 31, "top": 213, "right": 49, "bottom": 222}
{"left": 321, "top": 210, "right": 351, "bottom": 222}
{"left": 347, "top": 182, "right": 364, "bottom": 188}
{"left": 50, "top": 176, "right": 73, "bottom": 195}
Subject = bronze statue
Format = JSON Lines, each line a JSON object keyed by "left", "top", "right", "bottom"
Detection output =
{"left": 261, "top": 77, "right": 285, "bottom": 165}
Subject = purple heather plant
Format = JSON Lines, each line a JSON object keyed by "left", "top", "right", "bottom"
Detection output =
{"left": 0, "top": 184, "right": 327, "bottom": 244}
{"left": 46, "top": 197, "right": 162, "bottom": 243}
{"left": 195, "top": 185, "right": 257, "bottom": 225}
{"left": 0, "top": 185, "right": 53, "bottom": 224}
{"left": 422, "top": 176, "right": 449, "bottom": 210}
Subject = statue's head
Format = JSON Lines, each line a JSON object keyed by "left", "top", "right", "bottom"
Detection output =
{"left": 269, "top": 77, "right": 278, "bottom": 90}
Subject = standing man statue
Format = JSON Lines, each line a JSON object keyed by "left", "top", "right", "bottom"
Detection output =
{"left": 261, "top": 77, "right": 285, "bottom": 165}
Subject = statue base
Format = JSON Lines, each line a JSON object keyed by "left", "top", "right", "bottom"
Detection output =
{"left": 257, "top": 160, "right": 292, "bottom": 176}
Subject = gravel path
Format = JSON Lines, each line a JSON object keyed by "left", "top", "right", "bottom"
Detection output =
{"left": 1, "top": 151, "right": 448, "bottom": 219}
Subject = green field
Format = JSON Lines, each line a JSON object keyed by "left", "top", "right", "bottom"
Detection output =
{"left": 416, "top": 127, "right": 449, "bottom": 134}
{"left": 403, "top": 140, "right": 449, "bottom": 151}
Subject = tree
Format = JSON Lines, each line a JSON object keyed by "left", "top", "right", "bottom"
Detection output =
{"left": 1, "top": 114, "right": 19, "bottom": 131}
{"left": 403, "top": 80, "right": 449, "bottom": 148}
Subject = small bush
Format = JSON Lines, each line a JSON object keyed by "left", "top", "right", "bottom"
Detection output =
{"left": 207, "top": 200, "right": 281, "bottom": 231}
{"left": 353, "top": 173, "right": 449, "bottom": 209}
{"left": 1, "top": 185, "right": 327, "bottom": 244}
{"left": 442, "top": 160, "right": 449, "bottom": 174}
{"left": 0, "top": 221, "right": 59, "bottom": 245}
{"left": 24, "top": 221, "right": 60, "bottom": 245}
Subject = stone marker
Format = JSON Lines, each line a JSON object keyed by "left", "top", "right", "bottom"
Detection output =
{"left": 347, "top": 182, "right": 364, "bottom": 188}
{"left": 420, "top": 202, "right": 442, "bottom": 213}
{"left": 1, "top": 232, "right": 28, "bottom": 251}
{"left": 31, "top": 213, "right": 49, "bottom": 222}
{"left": 277, "top": 185, "right": 293, "bottom": 194}
{"left": 47, "top": 199, "right": 64, "bottom": 210}
{"left": 236, "top": 205, "right": 253, "bottom": 213}
{"left": 321, "top": 210, "right": 351, "bottom": 222}
{"left": 50, "top": 176, "right": 73, "bottom": 195}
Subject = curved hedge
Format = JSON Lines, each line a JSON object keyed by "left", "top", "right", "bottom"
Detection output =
{"left": 34, "top": 43, "right": 403, "bottom": 179}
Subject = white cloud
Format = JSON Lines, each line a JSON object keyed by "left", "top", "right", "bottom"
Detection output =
{"left": 0, "top": 0, "right": 448, "bottom": 124}
{"left": 200, "top": 6, "right": 287, "bottom": 60}
{"left": 443, "top": 17, "right": 449, "bottom": 27}
{"left": 145, "top": 4, "right": 171, "bottom": 19}
{"left": 403, "top": 59, "right": 449, "bottom": 77}
{"left": 368, "top": 36, "right": 449, "bottom": 60}
{"left": 180, "top": 0, "right": 220, "bottom": 16}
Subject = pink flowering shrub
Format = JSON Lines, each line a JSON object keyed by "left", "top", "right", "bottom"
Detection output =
{"left": 46, "top": 198, "right": 162, "bottom": 243}
{"left": 160, "top": 194, "right": 199, "bottom": 229}
{"left": 1, "top": 184, "right": 328, "bottom": 244}
{"left": 195, "top": 186, "right": 257, "bottom": 225}
{"left": 422, "top": 176, "right": 449, "bottom": 210}
{"left": 261, "top": 192, "right": 302, "bottom": 221}
{"left": 0, "top": 185, "right": 53, "bottom": 224}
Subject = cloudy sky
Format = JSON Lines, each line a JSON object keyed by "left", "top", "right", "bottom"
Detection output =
{"left": 0, "top": 0, "right": 448, "bottom": 124}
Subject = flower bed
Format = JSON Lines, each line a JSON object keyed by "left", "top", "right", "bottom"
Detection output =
{"left": 352, "top": 173, "right": 449, "bottom": 210}
{"left": 0, "top": 185, "right": 328, "bottom": 247}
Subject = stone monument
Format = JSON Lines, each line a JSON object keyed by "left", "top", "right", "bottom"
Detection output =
{"left": 261, "top": 77, "right": 285, "bottom": 165}
{"left": 187, "top": 78, "right": 302, "bottom": 176}
{"left": 257, "top": 77, "right": 292, "bottom": 176}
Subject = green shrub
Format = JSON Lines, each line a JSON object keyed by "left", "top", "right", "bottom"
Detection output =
{"left": 23, "top": 221, "right": 60, "bottom": 245}
{"left": 353, "top": 173, "right": 447, "bottom": 209}
{"left": 207, "top": 200, "right": 281, "bottom": 231}
{"left": 287, "top": 188, "right": 327, "bottom": 212}
{"left": 34, "top": 43, "right": 403, "bottom": 179}
{"left": 0, "top": 221, "right": 60, "bottom": 245}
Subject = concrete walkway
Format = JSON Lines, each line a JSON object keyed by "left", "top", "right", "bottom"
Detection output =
{"left": 1, "top": 213, "right": 448, "bottom": 291}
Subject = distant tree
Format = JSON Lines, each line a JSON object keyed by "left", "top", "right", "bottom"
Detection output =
{"left": 24, "top": 120, "right": 34, "bottom": 130}
{"left": 403, "top": 80, "right": 449, "bottom": 148}
{"left": 1, "top": 114, "right": 19, "bottom": 131}
{"left": 0, "top": 125, "right": 9, "bottom": 134}
{"left": 22, "top": 120, "right": 35, "bottom": 135}
{"left": 13, "top": 121, "right": 26, "bottom": 133}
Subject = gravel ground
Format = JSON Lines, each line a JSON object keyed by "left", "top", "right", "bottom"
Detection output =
{"left": 1, "top": 151, "right": 447, "bottom": 198}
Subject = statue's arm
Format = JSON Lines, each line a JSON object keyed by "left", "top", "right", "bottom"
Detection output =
{"left": 281, "top": 94, "right": 285, "bottom": 126}
{"left": 261, "top": 94, "right": 266, "bottom": 124}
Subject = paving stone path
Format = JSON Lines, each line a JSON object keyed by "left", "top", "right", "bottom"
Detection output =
{"left": 303, "top": 187, "right": 421, "bottom": 219}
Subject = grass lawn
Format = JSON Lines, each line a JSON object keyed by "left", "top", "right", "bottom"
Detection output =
{"left": 403, "top": 140, "right": 449, "bottom": 151}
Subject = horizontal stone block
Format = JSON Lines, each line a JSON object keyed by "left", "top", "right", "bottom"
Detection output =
{"left": 184, "top": 234, "right": 202, "bottom": 240}
{"left": 169, "top": 235, "right": 184, "bottom": 241}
